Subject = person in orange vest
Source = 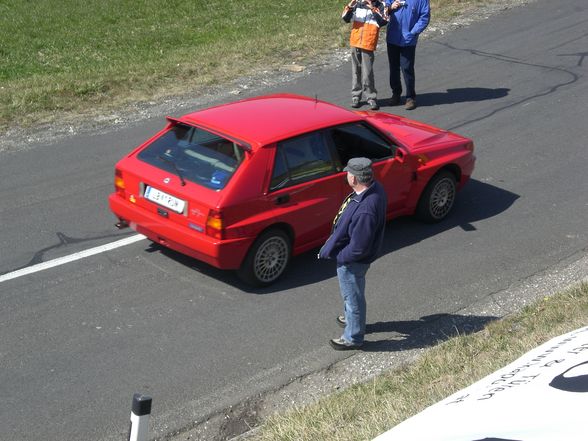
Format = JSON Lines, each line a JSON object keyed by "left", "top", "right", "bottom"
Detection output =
{"left": 342, "top": 0, "right": 389, "bottom": 110}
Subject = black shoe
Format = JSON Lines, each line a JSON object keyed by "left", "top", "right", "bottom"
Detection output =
{"left": 351, "top": 97, "right": 361, "bottom": 108}
{"left": 390, "top": 94, "right": 401, "bottom": 106}
{"left": 368, "top": 99, "right": 379, "bottom": 111}
{"left": 336, "top": 315, "right": 346, "bottom": 328}
{"left": 329, "top": 338, "right": 363, "bottom": 351}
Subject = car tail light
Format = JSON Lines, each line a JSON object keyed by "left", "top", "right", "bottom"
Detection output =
{"left": 206, "top": 209, "right": 224, "bottom": 240}
{"left": 465, "top": 141, "right": 475, "bottom": 152}
{"left": 114, "top": 169, "right": 126, "bottom": 197}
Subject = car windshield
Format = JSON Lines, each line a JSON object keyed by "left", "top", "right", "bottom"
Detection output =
{"left": 137, "top": 123, "right": 245, "bottom": 190}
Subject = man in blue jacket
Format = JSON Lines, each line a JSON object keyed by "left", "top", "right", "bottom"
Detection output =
{"left": 386, "top": 0, "right": 430, "bottom": 110}
{"left": 318, "top": 158, "right": 387, "bottom": 350}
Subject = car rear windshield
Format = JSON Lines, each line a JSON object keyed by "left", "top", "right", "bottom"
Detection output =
{"left": 137, "top": 123, "right": 245, "bottom": 190}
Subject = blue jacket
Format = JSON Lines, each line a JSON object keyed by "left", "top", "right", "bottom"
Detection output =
{"left": 385, "top": 0, "right": 430, "bottom": 47}
{"left": 319, "top": 181, "right": 387, "bottom": 265}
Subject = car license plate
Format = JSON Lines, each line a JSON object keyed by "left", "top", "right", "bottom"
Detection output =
{"left": 144, "top": 186, "right": 186, "bottom": 214}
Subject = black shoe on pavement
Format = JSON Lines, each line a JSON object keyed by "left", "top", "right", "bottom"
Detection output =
{"left": 390, "top": 94, "right": 401, "bottom": 106}
{"left": 351, "top": 97, "right": 361, "bottom": 108}
{"left": 336, "top": 315, "right": 346, "bottom": 328}
{"left": 329, "top": 337, "right": 363, "bottom": 351}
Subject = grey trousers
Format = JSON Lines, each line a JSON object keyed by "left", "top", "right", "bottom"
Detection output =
{"left": 351, "top": 47, "right": 377, "bottom": 101}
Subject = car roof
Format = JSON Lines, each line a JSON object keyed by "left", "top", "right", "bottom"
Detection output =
{"left": 176, "top": 94, "right": 362, "bottom": 148}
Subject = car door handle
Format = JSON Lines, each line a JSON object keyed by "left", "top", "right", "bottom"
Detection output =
{"left": 275, "top": 194, "right": 290, "bottom": 205}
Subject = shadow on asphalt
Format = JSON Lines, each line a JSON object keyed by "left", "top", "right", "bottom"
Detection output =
{"left": 149, "top": 179, "right": 519, "bottom": 293}
{"left": 360, "top": 312, "right": 498, "bottom": 352}
{"left": 374, "top": 87, "right": 509, "bottom": 109}
{"left": 413, "top": 87, "right": 510, "bottom": 107}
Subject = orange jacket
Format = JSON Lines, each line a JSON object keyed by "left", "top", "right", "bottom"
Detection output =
{"left": 343, "top": 1, "right": 388, "bottom": 52}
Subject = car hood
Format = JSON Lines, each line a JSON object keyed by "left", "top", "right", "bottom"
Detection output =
{"left": 365, "top": 113, "right": 467, "bottom": 151}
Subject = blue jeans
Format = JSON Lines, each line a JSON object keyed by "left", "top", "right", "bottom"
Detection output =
{"left": 337, "top": 262, "right": 370, "bottom": 345}
{"left": 387, "top": 43, "right": 417, "bottom": 99}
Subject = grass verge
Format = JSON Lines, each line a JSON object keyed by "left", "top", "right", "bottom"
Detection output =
{"left": 2, "top": 0, "right": 492, "bottom": 131}
{"left": 250, "top": 282, "right": 588, "bottom": 440}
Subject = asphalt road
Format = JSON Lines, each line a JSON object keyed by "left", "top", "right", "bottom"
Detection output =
{"left": 1, "top": 0, "right": 587, "bottom": 439}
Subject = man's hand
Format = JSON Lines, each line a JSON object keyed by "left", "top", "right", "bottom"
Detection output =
{"left": 389, "top": 0, "right": 402, "bottom": 11}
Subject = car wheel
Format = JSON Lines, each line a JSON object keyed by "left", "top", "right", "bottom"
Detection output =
{"left": 416, "top": 171, "right": 457, "bottom": 223}
{"left": 237, "top": 229, "right": 291, "bottom": 287}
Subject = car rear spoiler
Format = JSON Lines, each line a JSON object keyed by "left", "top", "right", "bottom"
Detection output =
{"left": 166, "top": 116, "right": 252, "bottom": 152}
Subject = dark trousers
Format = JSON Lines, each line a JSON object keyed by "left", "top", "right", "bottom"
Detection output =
{"left": 386, "top": 43, "right": 417, "bottom": 99}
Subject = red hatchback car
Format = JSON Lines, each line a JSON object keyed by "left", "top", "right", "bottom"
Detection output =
{"left": 109, "top": 94, "right": 475, "bottom": 286}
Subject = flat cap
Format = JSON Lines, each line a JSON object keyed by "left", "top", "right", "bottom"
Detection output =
{"left": 344, "top": 157, "right": 373, "bottom": 180}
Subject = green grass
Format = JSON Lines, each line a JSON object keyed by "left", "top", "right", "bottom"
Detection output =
{"left": 0, "top": 0, "right": 346, "bottom": 129}
{"left": 1, "top": 0, "right": 493, "bottom": 131}
{"left": 251, "top": 283, "right": 588, "bottom": 440}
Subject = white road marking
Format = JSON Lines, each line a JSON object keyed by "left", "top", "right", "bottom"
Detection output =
{"left": 0, "top": 234, "right": 146, "bottom": 284}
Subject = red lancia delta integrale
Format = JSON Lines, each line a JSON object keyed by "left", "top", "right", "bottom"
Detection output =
{"left": 109, "top": 94, "right": 475, "bottom": 286}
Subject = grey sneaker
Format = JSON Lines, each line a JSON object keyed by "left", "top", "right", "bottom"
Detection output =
{"left": 336, "top": 315, "right": 346, "bottom": 328}
{"left": 329, "top": 337, "right": 363, "bottom": 351}
{"left": 405, "top": 98, "right": 417, "bottom": 110}
{"left": 351, "top": 97, "right": 361, "bottom": 108}
{"left": 368, "top": 99, "right": 379, "bottom": 110}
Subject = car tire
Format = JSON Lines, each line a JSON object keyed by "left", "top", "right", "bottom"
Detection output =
{"left": 416, "top": 170, "right": 457, "bottom": 223}
{"left": 237, "top": 229, "right": 291, "bottom": 287}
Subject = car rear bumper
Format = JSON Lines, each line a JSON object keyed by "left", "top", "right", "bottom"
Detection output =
{"left": 109, "top": 194, "right": 251, "bottom": 270}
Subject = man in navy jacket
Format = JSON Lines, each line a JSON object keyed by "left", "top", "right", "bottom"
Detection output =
{"left": 318, "top": 157, "right": 387, "bottom": 350}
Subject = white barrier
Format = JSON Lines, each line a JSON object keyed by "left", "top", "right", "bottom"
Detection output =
{"left": 375, "top": 326, "right": 588, "bottom": 441}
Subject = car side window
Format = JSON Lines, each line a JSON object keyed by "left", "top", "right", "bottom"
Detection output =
{"left": 270, "top": 131, "right": 336, "bottom": 191}
{"left": 328, "top": 123, "right": 395, "bottom": 167}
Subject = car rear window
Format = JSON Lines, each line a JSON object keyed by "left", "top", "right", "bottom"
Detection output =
{"left": 137, "top": 123, "right": 245, "bottom": 190}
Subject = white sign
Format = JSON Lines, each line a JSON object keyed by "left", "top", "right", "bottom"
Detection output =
{"left": 375, "top": 326, "right": 588, "bottom": 441}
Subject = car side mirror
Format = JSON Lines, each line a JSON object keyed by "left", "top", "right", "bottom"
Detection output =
{"left": 394, "top": 148, "right": 405, "bottom": 163}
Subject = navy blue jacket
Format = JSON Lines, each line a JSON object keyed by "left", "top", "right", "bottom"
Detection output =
{"left": 319, "top": 181, "right": 387, "bottom": 265}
